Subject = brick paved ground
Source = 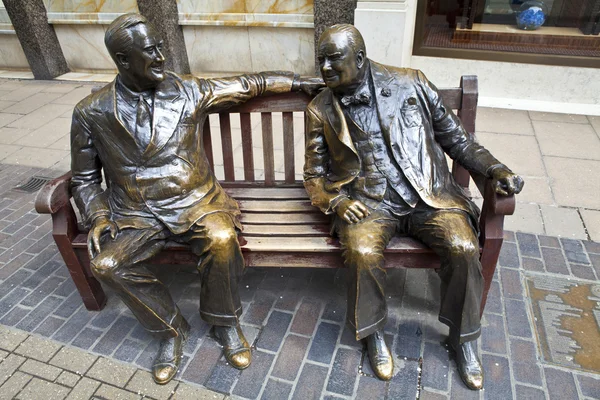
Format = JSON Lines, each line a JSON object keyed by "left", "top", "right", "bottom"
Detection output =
{"left": 0, "top": 164, "right": 598, "bottom": 399}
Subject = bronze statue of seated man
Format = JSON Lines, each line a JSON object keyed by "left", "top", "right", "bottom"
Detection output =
{"left": 303, "top": 24, "right": 524, "bottom": 389}
{"left": 70, "top": 13, "right": 321, "bottom": 384}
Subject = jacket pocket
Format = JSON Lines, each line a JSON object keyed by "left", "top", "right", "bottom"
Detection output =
{"left": 353, "top": 176, "right": 387, "bottom": 202}
{"left": 401, "top": 104, "right": 424, "bottom": 128}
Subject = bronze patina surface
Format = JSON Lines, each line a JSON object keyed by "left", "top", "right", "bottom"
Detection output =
{"left": 304, "top": 24, "right": 524, "bottom": 389}
{"left": 69, "top": 13, "right": 322, "bottom": 384}
{"left": 527, "top": 275, "right": 600, "bottom": 374}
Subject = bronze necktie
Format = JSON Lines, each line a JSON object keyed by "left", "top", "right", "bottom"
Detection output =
{"left": 135, "top": 94, "right": 152, "bottom": 149}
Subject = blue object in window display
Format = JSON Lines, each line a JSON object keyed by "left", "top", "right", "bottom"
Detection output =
{"left": 516, "top": 1, "right": 547, "bottom": 30}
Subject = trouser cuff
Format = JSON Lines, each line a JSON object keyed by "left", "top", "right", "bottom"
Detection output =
{"left": 439, "top": 315, "right": 481, "bottom": 345}
{"left": 350, "top": 315, "right": 387, "bottom": 341}
{"left": 200, "top": 307, "right": 242, "bottom": 327}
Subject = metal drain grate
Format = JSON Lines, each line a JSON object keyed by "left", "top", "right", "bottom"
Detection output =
{"left": 13, "top": 176, "right": 53, "bottom": 193}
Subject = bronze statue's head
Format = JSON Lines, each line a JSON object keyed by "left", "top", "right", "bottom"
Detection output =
{"left": 105, "top": 13, "right": 165, "bottom": 91}
{"left": 317, "top": 24, "right": 367, "bottom": 95}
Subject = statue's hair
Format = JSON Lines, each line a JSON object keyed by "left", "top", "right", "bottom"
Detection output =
{"left": 319, "top": 24, "right": 366, "bottom": 55}
{"left": 104, "top": 13, "right": 148, "bottom": 62}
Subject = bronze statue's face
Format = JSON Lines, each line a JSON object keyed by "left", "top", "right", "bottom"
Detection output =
{"left": 119, "top": 23, "right": 165, "bottom": 90}
{"left": 318, "top": 32, "right": 364, "bottom": 93}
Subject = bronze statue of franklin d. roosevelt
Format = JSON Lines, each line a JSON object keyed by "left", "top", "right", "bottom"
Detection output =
{"left": 304, "top": 24, "right": 524, "bottom": 389}
{"left": 70, "top": 13, "right": 322, "bottom": 384}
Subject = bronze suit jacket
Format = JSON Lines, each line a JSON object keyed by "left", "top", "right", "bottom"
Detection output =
{"left": 71, "top": 71, "right": 295, "bottom": 234}
{"left": 303, "top": 61, "right": 502, "bottom": 220}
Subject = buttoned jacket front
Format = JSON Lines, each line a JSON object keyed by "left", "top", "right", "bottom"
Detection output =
{"left": 304, "top": 61, "right": 501, "bottom": 220}
{"left": 71, "top": 71, "right": 295, "bottom": 234}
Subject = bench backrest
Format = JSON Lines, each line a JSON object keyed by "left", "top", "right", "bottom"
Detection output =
{"left": 205, "top": 75, "right": 478, "bottom": 190}
{"left": 92, "top": 76, "right": 477, "bottom": 189}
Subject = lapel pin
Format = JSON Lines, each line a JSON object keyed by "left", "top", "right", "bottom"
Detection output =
{"left": 381, "top": 87, "right": 391, "bottom": 97}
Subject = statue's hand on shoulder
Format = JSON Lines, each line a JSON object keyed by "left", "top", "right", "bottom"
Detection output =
{"left": 336, "top": 198, "right": 370, "bottom": 224}
{"left": 293, "top": 76, "right": 325, "bottom": 97}
{"left": 490, "top": 166, "right": 525, "bottom": 196}
{"left": 88, "top": 215, "right": 118, "bottom": 259}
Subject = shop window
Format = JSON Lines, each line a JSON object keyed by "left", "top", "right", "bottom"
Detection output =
{"left": 413, "top": 0, "right": 600, "bottom": 67}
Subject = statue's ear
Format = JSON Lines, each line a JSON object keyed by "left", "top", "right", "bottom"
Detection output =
{"left": 116, "top": 52, "right": 129, "bottom": 69}
{"left": 356, "top": 50, "right": 365, "bottom": 69}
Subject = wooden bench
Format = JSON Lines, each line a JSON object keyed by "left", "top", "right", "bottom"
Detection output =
{"left": 34, "top": 76, "right": 515, "bottom": 315}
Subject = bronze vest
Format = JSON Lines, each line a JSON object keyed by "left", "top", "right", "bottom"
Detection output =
{"left": 343, "top": 107, "right": 420, "bottom": 211}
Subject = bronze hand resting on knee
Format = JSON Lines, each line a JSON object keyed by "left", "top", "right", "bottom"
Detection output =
{"left": 304, "top": 24, "right": 523, "bottom": 388}
{"left": 71, "top": 13, "right": 323, "bottom": 384}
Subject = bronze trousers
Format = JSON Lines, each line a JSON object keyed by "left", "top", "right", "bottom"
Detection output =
{"left": 89, "top": 212, "right": 244, "bottom": 337}
{"left": 334, "top": 207, "right": 483, "bottom": 345}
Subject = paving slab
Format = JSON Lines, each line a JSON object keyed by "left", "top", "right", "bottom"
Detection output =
{"left": 1, "top": 147, "right": 68, "bottom": 169}
{"left": 587, "top": 115, "right": 600, "bottom": 138}
{"left": 49, "top": 346, "right": 98, "bottom": 375}
{"left": 6, "top": 104, "right": 73, "bottom": 130}
{"left": 529, "top": 111, "right": 590, "bottom": 124}
{"left": 544, "top": 156, "right": 600, "bottom": 209}
{"left": 477, "top": 107, "right": 534, "bottom": 135}
{"left": 477, "top": 132, "right": 546, "bottom": 176}
{"left": 515, "top": 176, "right": 554, "bottom": 205}
{"left": 14, "top": 334, "right": 62, "bottom": 362}
{"left": 540, "top": 205, "right": 588, "bottom": 240}
{"left": 85, "top": 357, "right": 138, "bottom": 387}
{"left": 2, "top": 92, "right": 63, "bottom": 115}
{"left": 580, "top": 209, "right": 600, "bottom": 242}
{"left": 533, "top": 120, "right": 600, "bottom": 160}
{"left": 15, "top": 117, "right": 71, "bottom": 148}
{"left": 504, "top": 203, "right": 545, "bottom": 234}
{"left": 0, "top": 113, "right": 22, "bottom": 129}
{"left": 0, "top": 324, "right": 28, "bottom": 351}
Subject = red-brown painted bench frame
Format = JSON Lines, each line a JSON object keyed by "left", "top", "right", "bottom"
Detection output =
{"left": 35, "top": 76, "right": 515, "bottom": 314}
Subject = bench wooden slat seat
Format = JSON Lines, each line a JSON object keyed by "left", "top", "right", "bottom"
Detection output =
{"left": 35, "top": 76, "right": 515, "bottom": 316}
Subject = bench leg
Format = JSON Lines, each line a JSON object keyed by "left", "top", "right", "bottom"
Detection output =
{"left": 52, "top": 208, "right": 106, "bottom": 311}
{"left": 478, "top": 212, "right": 505, "bottom": 317}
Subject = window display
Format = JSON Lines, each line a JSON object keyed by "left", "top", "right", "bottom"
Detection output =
{"left": 414, "top": 0, "right": 600, "bottom": 67}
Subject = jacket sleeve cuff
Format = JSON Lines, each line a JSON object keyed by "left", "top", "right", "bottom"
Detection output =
{"left": 328, "top": 194, "right": 349, "bottom": 214}
{"left": 486, "top": 163, "right": 510, "bottom": 178}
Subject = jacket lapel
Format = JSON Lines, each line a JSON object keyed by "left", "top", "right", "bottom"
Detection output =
{"left": 107, "top": 79, "right": 142, "bottom": 157}
{"left": 324, "top": 90, "right": 358, "bottom": 156}
{"left": 370, "top": 61, "right": 401, "bottom": 146}
{"left": 143, "top": 76, "right": 186, "bottom": 160}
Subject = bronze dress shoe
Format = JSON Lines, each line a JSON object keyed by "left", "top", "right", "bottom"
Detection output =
{"left": 214, "top": 324, "right": 251, "bottom": 370}
{"left": 453, "top": 340, "right": 484, "bottom": 390}
{"left": 365, "top": 330, "right": 394, "bottom": 381}
{"left": 152, "top": 317, "right": 190, "bottom": 384}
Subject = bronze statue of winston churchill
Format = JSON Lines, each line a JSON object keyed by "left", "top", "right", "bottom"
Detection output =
{"left": 70, "top": 13, "right": 321, "bottom": 384}
{"left": 303, "top": 24, "right": 524, "bottom": 389}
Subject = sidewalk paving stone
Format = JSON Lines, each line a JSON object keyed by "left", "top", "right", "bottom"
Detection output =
{"left": 14, "top": 335, "right": 61, "bottom": 362}
{"left": 50, "top": 347, "right": 97, "bottom": 375}
{"left": 86, "top": 357, "right": 137, "bottom": 387}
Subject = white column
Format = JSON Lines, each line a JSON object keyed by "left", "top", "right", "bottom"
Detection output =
{"left": 354, "top": 0, "right": 417, "bottom": 67}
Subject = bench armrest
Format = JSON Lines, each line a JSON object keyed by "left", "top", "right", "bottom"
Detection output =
{"left": 470, "top": 171, "right": 515, "bottom": 216}
{"left": 34, "top": 172, "right": 73, "bottom": 214}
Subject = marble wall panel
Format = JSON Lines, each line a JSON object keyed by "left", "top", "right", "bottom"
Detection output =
{"left": 177, "top": 0, "right": 313, "bottom": 14}
{"left": 177, "top": 0, "right": 313, "bottom": 28}
{"left": 183, "top": 25, "right": 314, "bottom": 76}
{"left": 45, "top": 0, "right": 138, "bottom": 24}
{"left": 0, "top": 4, "right": 11, "bottom": 24}
{"left": 0, "top": 34, "right": 30, "bottom": 69}
{"left": 54, "top": 24, "right": 116, "bottom": 72}
{"left": 248, "top": 27, "right": 314, "bottom": 75}
{"left": 183, "top": 26, "right": 253, "bottom": 74}
{"left": 46, "top": 0, "right": 138, "bottom": 13}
